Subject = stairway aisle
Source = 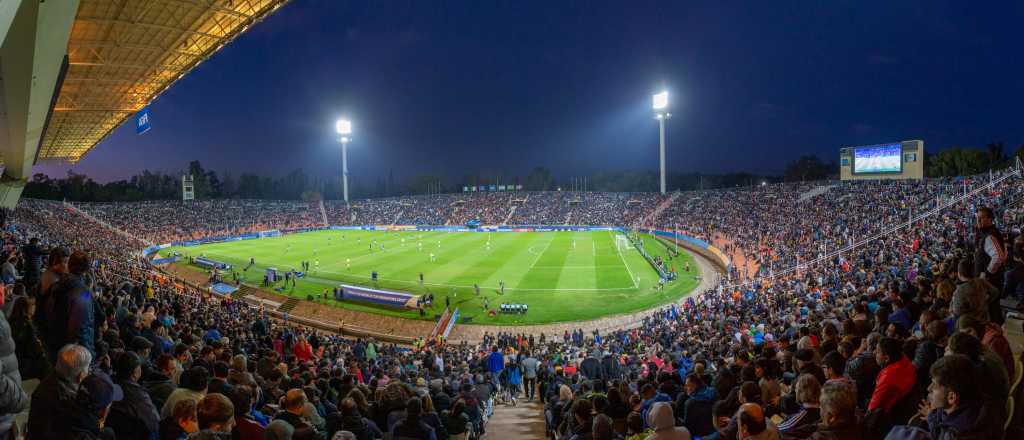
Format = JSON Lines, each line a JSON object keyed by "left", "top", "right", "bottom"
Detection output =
{"left": 484, "top": 398, "right": 546, "bottom": 440}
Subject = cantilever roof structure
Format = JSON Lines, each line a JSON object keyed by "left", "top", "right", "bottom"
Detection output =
{"left": 38, "top": 0, "right": 291, "bottom": 163}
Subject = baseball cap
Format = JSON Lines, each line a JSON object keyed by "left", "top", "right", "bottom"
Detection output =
{"left": 794, "top": 348, "right": 815, "bottom": 363}
{"left": 114, "top": 352, "right": 142, "bottom": 379}
{"left": 79, "top": 372, "right": 123, "bottom": 411}
{"left": 131, "top": 336, "right": 153, "bottom": 351}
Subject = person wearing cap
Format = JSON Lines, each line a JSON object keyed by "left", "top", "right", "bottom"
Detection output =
{"left": 108, "top": 351, "right": 161, "bottom": 440}
{"left": 208, "top": 361, "right": 235, "bottom": 397}
{"left": 793, "top": 349, "right": 826, "bottom": 386}
{"left": 66, "top": 372, "right": 123, "bottom": 439}
{"left": 132, "top": 335, "right": 156, "bottom": 377}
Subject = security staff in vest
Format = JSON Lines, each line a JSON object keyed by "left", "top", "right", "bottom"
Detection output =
{"left": 975, "top": 206, "right": 1007, "bottom": 324}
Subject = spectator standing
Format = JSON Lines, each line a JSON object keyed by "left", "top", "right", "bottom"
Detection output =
{"left": 9, "top": 296, "right": 50, "bottom": 380}
{"left": 521, "top": 351, "right": 540, "bottom": 401}
{"left": 973, "top": 207, "right": 1006, "bottom": 324}
{"left": 20, "top": 237, "right": 45, "bottom": 285}
{"left": 45, "top": 250, "right": 96, "bottom": 359}
{"left": 679, "top": 374, "right": 715, "bottom": 437}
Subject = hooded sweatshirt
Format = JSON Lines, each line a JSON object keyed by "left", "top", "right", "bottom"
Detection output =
{"left": 646, "top": 402, "right": 692, "bottom": 440}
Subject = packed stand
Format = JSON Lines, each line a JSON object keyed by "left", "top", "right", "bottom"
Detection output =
{"left": 75, "top": 200, "right": 323, "bottom": 244}
{"left": 2, "top": 202, "right": 520, "bottom": 440}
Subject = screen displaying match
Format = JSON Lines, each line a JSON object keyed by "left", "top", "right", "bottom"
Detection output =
{"left": 853, "top": 143, "right": 902, "bottom": 174}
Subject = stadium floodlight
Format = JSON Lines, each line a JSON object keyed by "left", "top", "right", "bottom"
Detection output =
{"left": 652, "top": 91, "right": 669, "bottom": 110}
{"left": 652, "top": 90, "right": 671, "bottom": 194}
{"left": 336, "top": 118, "right": 353, "bottom": 205}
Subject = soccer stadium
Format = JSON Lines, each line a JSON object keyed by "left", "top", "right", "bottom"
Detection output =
{"left": 2, "top": 2, "right": 1024, "bottom": 440}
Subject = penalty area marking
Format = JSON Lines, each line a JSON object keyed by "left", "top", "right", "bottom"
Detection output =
{"left": 612, "top": 231, "right": 640, "bottom": 288}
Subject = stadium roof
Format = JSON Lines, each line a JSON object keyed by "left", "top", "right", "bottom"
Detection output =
{"left": 38, "top": 0, "right": 290, "bottom": 163}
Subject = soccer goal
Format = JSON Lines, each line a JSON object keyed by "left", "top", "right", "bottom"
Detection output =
{"left": 615, "top": 234, "right": 632, "bottom": 252}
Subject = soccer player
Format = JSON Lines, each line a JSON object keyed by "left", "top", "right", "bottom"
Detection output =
{"left": 346, "top": 258, "right": 351, "bottom": 269}
{"left": 572, "top": 240, "right": 576, "bottom": 249}
{"left": 499, "top": 280, "right": 505, "bottom": 295}
{"left": 419, "top": 272, "right": 424, "bottom": 285}
{"left": 430, "top": 252, "right": 436, "bottom": 262}
{"left": 315, "top": 260, "right": 320, "bottom": 271}
{"left": 474, "top": 284, "right": 480, "bottom": 296}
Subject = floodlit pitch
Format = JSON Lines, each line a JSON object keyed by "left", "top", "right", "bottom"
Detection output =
{"left": 163, "top": 229, "right": 701, "bottom": 324}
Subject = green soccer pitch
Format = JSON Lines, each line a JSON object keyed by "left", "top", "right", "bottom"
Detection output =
{"left": 162, "top": 229, "right": 701, "bottom": 325}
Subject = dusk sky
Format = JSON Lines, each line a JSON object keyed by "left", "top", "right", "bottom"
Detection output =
{"left": 36, "top": 1, "right": 1024, "bottom": 184}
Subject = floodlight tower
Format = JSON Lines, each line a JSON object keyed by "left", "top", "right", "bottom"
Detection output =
{"left": 652, "top": 91, "right": 671, "bottom": 194}
{"left": 336, "top": 118, "right": 353, "bottom": 205}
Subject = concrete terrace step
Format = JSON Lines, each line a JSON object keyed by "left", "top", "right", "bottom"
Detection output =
{"left": 798, "top": 184, "right": 838, "bottom": 202}
{"left": 483, "top": 398, "right": 546, "bottom": 440}
{"left": 277, "top": 297, "right": 301, "bottom": 314}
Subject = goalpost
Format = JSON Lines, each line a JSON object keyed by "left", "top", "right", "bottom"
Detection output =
{"left": 615, "top": 234, "right": 632, "bottom": 252}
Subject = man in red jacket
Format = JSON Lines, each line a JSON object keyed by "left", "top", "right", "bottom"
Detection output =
{"left": 868, "top": 337, "right": 916, "bottom": 413}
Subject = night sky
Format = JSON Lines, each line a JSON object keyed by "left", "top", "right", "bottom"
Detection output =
{"left": 37, "top": 1, "right": 1024, "bottom": 184}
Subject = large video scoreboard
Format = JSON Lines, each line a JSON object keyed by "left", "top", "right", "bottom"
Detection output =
{"left": 840, "top": 140, "right": 923, "bottom": 181}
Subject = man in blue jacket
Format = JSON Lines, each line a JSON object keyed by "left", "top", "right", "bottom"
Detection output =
{"left": 46, "top": 251, "right": 96, "bottom": 360}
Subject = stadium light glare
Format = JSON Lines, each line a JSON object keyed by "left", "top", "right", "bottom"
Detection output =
{"left": 652, "top": 90, "right": 671, "bottom": 194}
{"left": 336, "top": 118, "right": 352, "bottom": 135}
{"left": 336, "top": 118, "right": 353, "bottom": 206}
{"left": 652, "top": 91, "right": 669, "bottom": 110}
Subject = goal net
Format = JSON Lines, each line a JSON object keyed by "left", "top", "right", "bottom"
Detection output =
{"left": 615, "top": 234, "right": 632, "bottom": 252}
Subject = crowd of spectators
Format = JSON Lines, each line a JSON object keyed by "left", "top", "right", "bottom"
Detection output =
{"left": 74, "top": 192, "right": 666, "bottom": 237}
{"left": 1, "top": 172, "right": 1023, "bottom": 440}
{"left": 75, "top": 200, "right": 323, "bottom": 244}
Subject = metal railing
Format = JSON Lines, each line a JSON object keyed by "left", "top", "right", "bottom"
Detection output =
{"left": 726, "top": 159, "right": 1023, "bottom": 289}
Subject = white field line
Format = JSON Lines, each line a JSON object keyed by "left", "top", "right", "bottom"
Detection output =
{"left": 525, "top": 237, "right": 553, "bottom": 271}
{"left": 197, "top": 234, "right": 637, "bottom": 292}
{"left": 612, "top": 231, "right": 640, "bottom": 288}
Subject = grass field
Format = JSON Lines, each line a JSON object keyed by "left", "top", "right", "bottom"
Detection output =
{"left": 163, "top": 230, "right": 700, "bottom": 325}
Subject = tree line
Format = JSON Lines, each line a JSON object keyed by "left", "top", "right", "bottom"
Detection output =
{"left": 22, "top": 142, "right": 1023, "bottom": 202}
